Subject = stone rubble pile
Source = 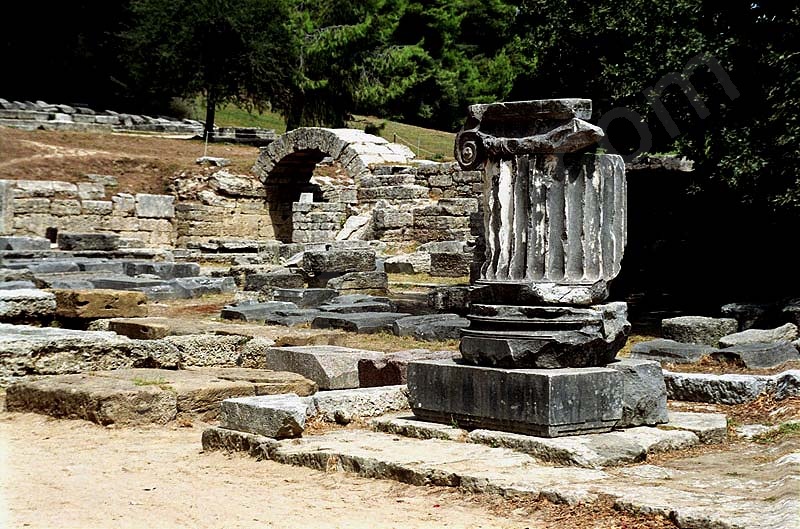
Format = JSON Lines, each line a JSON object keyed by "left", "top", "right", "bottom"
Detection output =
{"left": 629, "top": 309, "right": 800, "bottom": 404}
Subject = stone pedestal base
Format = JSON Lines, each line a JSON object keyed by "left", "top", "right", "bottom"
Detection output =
{"left": 460, "top": 302, "right": 630, "bottom": 368}
{"left": 407, "top": 359, "right": 622, "bottom": 437}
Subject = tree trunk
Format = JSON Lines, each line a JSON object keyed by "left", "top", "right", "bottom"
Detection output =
{"left": 204, "top": 91, "right": 217, "bottom": 138}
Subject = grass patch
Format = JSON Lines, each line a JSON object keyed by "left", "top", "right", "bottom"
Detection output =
{"left": 132, "top": 377, "right": 174, "bottom": 392}
{"left": 617, "top": 333, "right": 660, "bottom": 358}
{"left": 188, "top": 100, "right": 456, "bottom": 160}
{"left": 213, "top": 104, "right": 287, "bottom": 133}
{"left": 349, "top": 115, "right": 456, "bottom": 161}
{"left": 752, "top": 421, "right": 800, "bottom": 444}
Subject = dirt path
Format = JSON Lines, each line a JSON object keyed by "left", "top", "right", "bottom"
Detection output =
{"left": 0, "top": 139, "right": 119, "bottom": 170}
{"left": 0, "top": 409, "right": 688, "bottom": 529}
{"left": 0, "top": 412, "right": 536, "bottom": 529}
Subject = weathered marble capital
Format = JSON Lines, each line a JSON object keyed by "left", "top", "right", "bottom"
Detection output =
{"left": 454, "top": 99, "right": 603, "bottom": 170}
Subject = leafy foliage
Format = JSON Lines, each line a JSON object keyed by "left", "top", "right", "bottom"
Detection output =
{"left": 122, "top": 0, "right": 297, "bottom": 134}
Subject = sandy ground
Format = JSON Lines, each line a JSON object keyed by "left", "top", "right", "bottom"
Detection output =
{"left": 0, "top": 407, "right": 688, "bottom": 529}
{"left": 0, "top": 411, "right": 540, "bottom": 529}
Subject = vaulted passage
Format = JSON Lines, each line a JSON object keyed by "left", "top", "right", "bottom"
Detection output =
{"left": 252, "top": 128, "right": 414, "bottom": 242}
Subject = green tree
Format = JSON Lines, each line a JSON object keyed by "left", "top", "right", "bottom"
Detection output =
{"left": 123, "top": 0, "right": 297, "bottom": 135}
{"left": 374, "top": 0, "right": 531, "bottom": 130}
{"left": 282, "top": 0, "right": 413, "bottom": 129}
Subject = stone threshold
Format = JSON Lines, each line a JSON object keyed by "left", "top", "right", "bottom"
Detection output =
{"left": 207, "top": 407, "right": 726, "bottom": 470}
{"left": 201, "top": 423, "right": 789, "bottom": 529}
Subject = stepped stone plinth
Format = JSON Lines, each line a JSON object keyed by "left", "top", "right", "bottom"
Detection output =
{"left": 408, "top": 99, "right": 638, "bottom": 437}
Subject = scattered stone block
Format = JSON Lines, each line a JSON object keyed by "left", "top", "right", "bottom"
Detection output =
{"left": 0, "top": 280, "right": 37, "bottom": 290}
{"left": 0, "top": 268, "right": 35, "bottom": 283}
{"left": 194, "top": 367, "right": 317, "bottom": 396}
{"left": 56, "top": 232, "right": 120, "bottom": 251}
{"left": 245, "top": 269, "right": 305, "bottom": 292}
{"left": 79, "top": 261, "right": 126, "bottom": 274}
{"left": 262, "top": 345, "right": 384, "bottom": 390}
{"left": 0, "top": 288, "right": 56, "bottom": 322}
{"left": 358, "top": 349, "right": 456, "bottom": 387}
{"left": 27, "top": 261, "right": 81, "bottom": 274}
{"left": 663, "top": 370, "right": 770, "bottom": 404}
{"left": 662, "top": 411, "right": 727, "bottom": 443}
{"left": 135, "top": 193, "right": 175, "bottom": 218}
{"left": 408, "top": 359, "right": 623, "bottom": 437}
{"left": 312, "top": 311, "right": 411, "bottom": 334}
{"left": 163, "top": 334, "right": 250, "bottom": 367}
{"left": 0, "top": 236, "right": 50, "bottom": 251}
{"left": 220, "top": 301, "right": 298, "bottom": 322}
{"left": 137, "top": 283, "right": 190, "bottom": 300}
{"left": 718, "top": 323, "right": 798, "bottom": 348}
{"left": 326, "top": 271, "right": 388, "bottom": 293}
{"left": 108, "top": 318, "right": 171, "bottom": 340}
{"left": 661, "top": 316, "right": 738, "bottom": 346}
{"left": 123, "top": 262, "right": 200, "bottom": 279}
{"left": 0, "top": 324, "right": 188, "bottom": 383}
{"left": 384, "top": 253, "right": 431, "bottom": 274}
{"left": 5, "top": 373, "right": 177, "bottom": 425}
{"left": 261, "top": 308, "right": 323, "bottom": 327}
{"left": 773, "top": 370, "right": 800, "bottom": 400}
{"left": 52, "top": 289, "right": 147, "bottom": 319}
{"left": 220, "top": 394, "right": 307, "bottom": 439}
{"left": 710, "top": 341, "right": 800, "bottom": 368}
{"left": 196, "top": 156, "right": 230, "bottom": 167}
{"left": 309, "top": 386, "right": 409, "bottom": 424}
{"left": 89, "top": 276, "right": 165, "bottom": 290}
{"left": 93, "top": 368, "right": 255, "bottom": 420}
{"left": 720, "top": 302, "right": 777, "bottom": 331}
{"left": 429, "top": 251, "right": 472, "bottom": 277}
{"left": 273, "top": 288, "right": 337, "bottom": 308}
{"left": 170, "top": 276, "right": 236, "bottom": 297}
{"left": 302, "top": 249, "right": 376, "bottom": 274}
{"left": 607, "top": 358, "right": 668, "bottom": 427}
{"left": 318, "top": 300, "right": 394, "bottom": 314}
{"left": 629, "top": 339, "right": 716, "bottom": 364}
{"left": 393, "top": 314, "right": 468, "bottom": 341}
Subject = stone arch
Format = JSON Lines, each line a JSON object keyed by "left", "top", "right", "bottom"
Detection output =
{"left": 252, "top": 128, "right": 415, "bottom": 242}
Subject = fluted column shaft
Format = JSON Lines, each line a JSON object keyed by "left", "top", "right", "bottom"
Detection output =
{"left": 481, "top": 153, "right": 626, "bottom": 285}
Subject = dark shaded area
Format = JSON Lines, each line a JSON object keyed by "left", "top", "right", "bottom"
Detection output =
{"left": 263, "top": 150, "right": 326, "bottom": 242}
{"left": 0, "top": 1, "right": 134, "bottom": 112}
{"left": 609, "top": 165, "right": 800, "bottom": 334}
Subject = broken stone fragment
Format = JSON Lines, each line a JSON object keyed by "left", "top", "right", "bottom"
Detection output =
{"left": 220, "top": 394, "right": 308, "bottom": 439}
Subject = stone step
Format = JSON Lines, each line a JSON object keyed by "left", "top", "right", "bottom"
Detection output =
{"left": 200, "top": 426, "right": 788, "bottom": 528}
{"left": 371, "top": 411, "right": 725, "bottom": 468}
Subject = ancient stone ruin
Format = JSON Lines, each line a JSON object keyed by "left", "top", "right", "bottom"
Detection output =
{"left": 408, "top": 99, "right": 642, "bottom": 436}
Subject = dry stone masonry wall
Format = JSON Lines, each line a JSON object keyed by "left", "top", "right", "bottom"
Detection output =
{"left": 0, "top": 178, "right": 176, "bottom": 247}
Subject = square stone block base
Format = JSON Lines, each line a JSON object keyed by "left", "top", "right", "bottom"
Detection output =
{"left": 407, "top": 359, "right": 622, "bottom": 437}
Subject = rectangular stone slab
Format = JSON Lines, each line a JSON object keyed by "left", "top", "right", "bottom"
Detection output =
{"left": 407, "top": 359, "right": 622, "bottom": 437}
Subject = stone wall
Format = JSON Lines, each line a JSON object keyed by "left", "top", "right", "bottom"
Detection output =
{"left": 1, "top": 179, "right": 176, "bottom": 247}
{"left": 171, "top": 161, "right": 484, "bottom": 248}
{"left": 0, "top": 98, "right": 203, "bottom": 134}
{"left": 413, "top": 162, "right": 484, "bottom": 199}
